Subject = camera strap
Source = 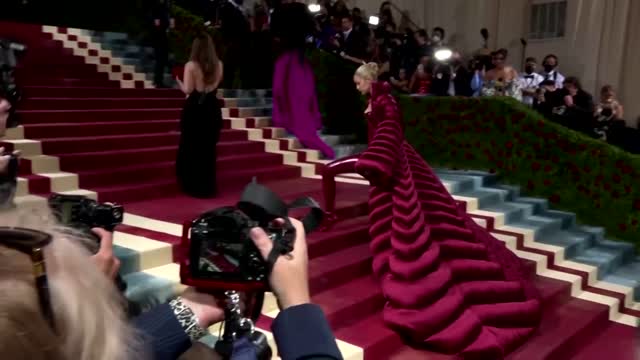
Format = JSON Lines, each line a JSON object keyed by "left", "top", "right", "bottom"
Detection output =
{"left": 238, "top": 179, "right": 324, "bottom": 275}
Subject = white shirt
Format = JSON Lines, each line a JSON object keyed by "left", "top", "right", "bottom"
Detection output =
{"left": 519, "top": 73, "right": 544, "bottom": 106}
{"left": 541, "top": 70, "right": 565, "bottom": 90}
{"left": 342, "top": 28, "right": 352, "bottom": 41}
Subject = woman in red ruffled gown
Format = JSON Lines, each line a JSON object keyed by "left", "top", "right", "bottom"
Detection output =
{"left": 321, "top": 63, "right": 541, "bottom": 359}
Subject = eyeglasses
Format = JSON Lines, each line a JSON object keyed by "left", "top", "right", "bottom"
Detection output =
{"left": 0, "top": 227, "right": 55, "bottom": 330}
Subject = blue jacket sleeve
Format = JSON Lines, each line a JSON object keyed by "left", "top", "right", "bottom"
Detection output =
{"left": 271, "top": 304, "right": 343, "bottom": 360}
{"left": 132, "top": 303, "right": 192, "bottom": 360}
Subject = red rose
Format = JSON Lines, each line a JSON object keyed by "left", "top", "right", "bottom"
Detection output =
{"left": 505, "top": 141, "right": 513, "bottom": 149}
{"left": 527, "top": 180, "right": 535, "bottom": 190}
{"left": 549, "top": 194, "right": 560, "bottom": 203}
{"left": 612, "top": 174, "right": 622, "bottom": 183}
{"left": 619, "top": 223, "right": 627, "bottom": 232}
{"left": 622, "top": 165, "right": 632, "bottom": 174}
{"left": 531, "top": 162, "right": 541, "bottom": 171}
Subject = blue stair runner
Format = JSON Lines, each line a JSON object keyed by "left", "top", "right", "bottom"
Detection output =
{"left": 435, "top": 169, "right": 640, "bottom": 302}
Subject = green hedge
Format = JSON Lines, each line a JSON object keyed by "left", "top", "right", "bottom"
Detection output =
{"left": 401, "top": 96, "right": 640, "bottom": 246}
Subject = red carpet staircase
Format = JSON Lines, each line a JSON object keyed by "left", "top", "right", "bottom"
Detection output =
{"left": 1, "top": 22, "right": 637, "bottom": 360}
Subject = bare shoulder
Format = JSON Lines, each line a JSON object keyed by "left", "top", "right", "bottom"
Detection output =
{"left": 185, "top": 61, "right": 197, "bottom": 70}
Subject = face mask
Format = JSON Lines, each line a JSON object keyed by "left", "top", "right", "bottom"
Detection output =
{"left": 524, "top": 65, "right": 534, "bottom": 74}
{"left": 543, "top": 64, "right": 555, "bottom": 72}
{"left": 432, "top": 35, "right": 441, "bottom": 43}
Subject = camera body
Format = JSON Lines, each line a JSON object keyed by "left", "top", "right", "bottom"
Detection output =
{"left": 48, "top": 194, "right": 124, "bottom": 234}
{"left": 48, "top": 194, "right": 129, "bottom": 295}
{"left": 182, "top": 205, "right": 294, "bottom": 292}
{"left": 180, "top": 180, "right": 321, "bottom": 293}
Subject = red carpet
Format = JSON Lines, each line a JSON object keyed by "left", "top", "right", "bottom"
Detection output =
{"left": 1, "top": 21, "right": 636, "bottom": 359}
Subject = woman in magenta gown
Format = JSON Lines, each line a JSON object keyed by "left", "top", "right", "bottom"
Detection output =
{"left": 270, "top": 1, "right": 335, "bottom": 159}
{"left": 322, "top": 63, "right": 541, "bottom": 359}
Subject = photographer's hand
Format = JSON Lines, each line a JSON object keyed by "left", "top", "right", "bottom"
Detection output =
{"left": 250, "top": 218, "right": 311, "bottom": 310}
{"left": 0, "top": 147, "right": 19, "bottom": 175}
{"left": 91, "top": 228, "right": 121, "bottom": 280}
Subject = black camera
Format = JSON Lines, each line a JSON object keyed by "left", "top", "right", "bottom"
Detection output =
{"left": 0, "top": 149, "right": 18, "bottom": 209}
{"left": 48, "top": 194, "right": 130, "bottom": 296}
{"left": 180, "top": 179, "right": 323, "bottom": 292}
{"left": 180, "top": 180, "right": 322, "bottom": 360}
{"left": 48, "top": 194, "right": 123, "bottom": 234}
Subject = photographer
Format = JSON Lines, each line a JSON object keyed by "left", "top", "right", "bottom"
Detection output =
{"left": 0, "top": 92, "right": 10, "bottom": 136}
{"left": 0, "top": 208, "right": 341, "bottom": 360}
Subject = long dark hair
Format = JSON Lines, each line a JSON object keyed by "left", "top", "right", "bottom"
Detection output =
{"left": 189, "top": 34, "right": 219, "bottom": 84}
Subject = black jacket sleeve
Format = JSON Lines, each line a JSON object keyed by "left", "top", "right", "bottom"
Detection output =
{"left": 132, "top": 303, "right": 192, "bottom": 360}
{"left": 271, "top": 304, "right": 343, "bottom": 360}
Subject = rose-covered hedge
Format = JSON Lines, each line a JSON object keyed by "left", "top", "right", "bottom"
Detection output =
{"left": 401, "top": 96, "right": 640, "bottom": 246}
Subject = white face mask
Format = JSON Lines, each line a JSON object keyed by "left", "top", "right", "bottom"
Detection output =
{"left": 432, "top": 35, "right": 441, "bottom": 42}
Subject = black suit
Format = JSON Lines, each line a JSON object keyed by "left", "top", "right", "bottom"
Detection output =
{"left": 565, "top": 89, "right": 595, "bottom": 133}
{"left": 151, "top": 0, "right": 171, "bottom": 87}
{"left": 337, "top": 28, "right": 366, "bottom": 60}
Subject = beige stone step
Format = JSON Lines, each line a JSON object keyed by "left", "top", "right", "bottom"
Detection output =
{"left": 23, "top": 155, "right": 60, "bottom": 173}
{"left": 227, "top": 116, "right": 271, "bottom": 129}
{"left": 2, "top": 126, "right": 24, "bottom": 140}
{"left": 1, "top": 139, "right": 42, "bottom": 156}
{"left": 38, "top": 172, "right": 79, "bottom": 192}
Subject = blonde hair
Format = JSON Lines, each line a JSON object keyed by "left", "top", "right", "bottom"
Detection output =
{"left": 355, "top": 62, "right": 379, "bottom": 81}
{"left": 0, "top": 207, "right": 145, "bottom": 360}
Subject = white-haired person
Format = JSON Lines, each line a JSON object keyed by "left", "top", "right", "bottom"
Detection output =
{"left": 0, "top": 202, "right": 342, "bottom": 359}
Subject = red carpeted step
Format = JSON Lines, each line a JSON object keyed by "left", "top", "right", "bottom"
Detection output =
{"left": 77, "top": 160, "right": 299, "bottom": 190}
{"left": 505, "top": 298, "right": 609, "bottom": 359}
{"left": 40, "top": 133, "right": 180, "bottom": 153}
{"left": 23, "top": 86, "right": 183, "bottom": 98}
{"left": 93, "top": 179, "right": 179, "bottom": 203}
{"left": 307, "top": 216, "right": 370, "bottom": 258}
{"left": 20, "top": 55, "right": 87, "bottom": 66}
{"left": 21, "top": 174, "right": 52, "bottom": 194}
{"left": 563, "top": 321, "right": 637, "bottom": 360}
{"left": 90, "top": 164, "right": 300, "bottom": 203}
{"left": 21, "top": 97, "right": 185, "bottom": 110}
{"left": 57, "top": 146, "right": 284, "bottom": 172}
{"left": 335, "top": 316, "right": 406, "bottom": 358}
{"left": 312, "top": 276, "right": 385, "bottom": 330}
{"left": 18, "top": 66, "right": 110, "bottom": 80}
{"left": 123, "top": 178, "right": 369, "bottom": 222}
{"left": 18, "top": 78, "right": 120, "bottom": 88}
{"left": 18, "top": 108, "right": 181, "bottom": 124}
{"left": 309, "top": 243, "right": 372, "bottom": 295}
{"left": 24, "top": 120, "right": 179, "bottom": 138}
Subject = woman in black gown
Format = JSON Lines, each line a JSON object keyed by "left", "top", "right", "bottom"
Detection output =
{"left": 175, "top": 34, "right": 223, "bottom": 198}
